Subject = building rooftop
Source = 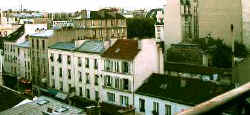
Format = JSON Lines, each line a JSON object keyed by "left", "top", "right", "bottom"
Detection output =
{"left": 0, "top": 96, "right": 84, "bottom": 115}
{"left": 135, "top": 74, "right": 232, "bottom": 106}
{"left": 49, "top": 42, "right": 76, "bottom": 51}
{"left": 101, "top": 39, "right": 140, "bottom": 60}
{"left": 166, "top": 62, "right": 232, "bottom": 75}
{"left": 30, "top": 30, "right": 54, "bottom": 38}
{"left": 3, "top": 25, "right": 25, "bottom": 42}
{"left": 16, "top": 41, "right": 30, "bottom": 48}
{"left": 75, "top": 40, "right": 105, "bottom": 54}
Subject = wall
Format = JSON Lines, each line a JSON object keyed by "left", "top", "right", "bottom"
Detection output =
{"left": 164, "top": 1, "right": 182, "bottom": 47}
{"left": 134, "top": 39, "right": 160, "bottom": 90}
{"left": 198, "top": 0, "right": 242, "bottom": 46}
{"left": 134, "top": 94, "right": 191, "bottom": 115}
{"left": 242, "top": 0, "right": 250, "bottom": 50}
{"left": 24, "top": 24, "right": 47, "bottom": 35}
{"left": 17, "top": 47, "right": 31, "bottom": 80}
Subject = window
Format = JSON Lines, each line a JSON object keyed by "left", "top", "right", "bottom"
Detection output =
{"left": 123, "top": 79, "right": 129, "bottom": 90}
{"left": 120, "top": 95, "right": 129, "bottom": 106}
{"left": 122, "top": 61, "right": 129, "bottom": 74}
{"left": 95, "top": 91, "right": 99, "bottom": 101}
{"left": 60, "top": 81, "right": 63, "bottom": 91}
{"left": 107, "top": 92, "right": 115, "bottom": 102}
{"left": 68, "top": 69, "right": 71, "bottom": 79}
{"left": 165, "top": 104, "right": 171, "bottom": 115}
{"left": 37, "top": 39, "right": 39, "bottom": 49}
{"left": 95, "top": 75, "right": 99, "bottom": 86}
{"left": 31, "top": 39, "right": 34, "bottom": 48}
{"left": 68, "top": 84, "right": 71, "bottom": 92}
{"left": 42, "top": 40, "right": 45, "bottom": 50}
{"left": 139, "top": 99, "right": 145, "bottom": 112}
{"left": 58, "top": 54, "right": 62, "bottom": 63}
{"left": 79, "top": 71, "right": 82, "bottom": 82}
{"left": 17, "top": 48, "right": 20, "bottom": 56}
{"left": 67, "top": 56, "right": 71, "bottom": 65}
{"left": 51, "top": 66, "right": 54, "bottom": 76}
{"left": 86, "top": 89, "right": 90, "bottom": 98}
{"left": 50, "top": 53, "right": 54, "bottom": 62}
{"left": 79, "top": 87, "right": 82, "bottom": 96}
{"left": 78, "top": 57, "right": 82, "bottom": 67}
{"left": 94, "top": 59, "right": 98, "bottom": 69}
{"left": 105, "top": 75, "right": 112, "bottom": 87}
{"left": 59, "top": 68, "right": 62, "bottom": 77}
{"left": 86, "top": 73, "right": 90, "bottom": 84}
{"left": 115, "top": 61, "right": 119, "bottom": 72}
{"left": 85, "top": 58, "right": 89, "bottom": 68}
{"left": 153, "top": 102, "right": 159, "bottom": 114}
{"left": 115, "top": 78, "right": 119, "bottom": 89}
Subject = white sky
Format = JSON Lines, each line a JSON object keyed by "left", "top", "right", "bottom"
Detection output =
{"left": 0, "top": 0, "right": 166, "bottom": 12}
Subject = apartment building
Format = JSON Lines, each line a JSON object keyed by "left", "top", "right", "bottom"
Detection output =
{"left": 29, "top": 29, "right": 77, "bottom": 89}
{"left": 73, "top": 18, "right": 127, "bottom": 40}
{"left": 48, "top": 40, "right": 107, "bottom": 102}
{"left": 101, "top": 39, "right": 163, "bottom": 106}
{"left": 3, "top": 25, "right": 25, "bottom": 77}
{"left": 134, "top": 74, "right": 230, "bottom": 115}
{"left": 164, "top": 0, "right": 250, "bottom": 48}
{"left": 16, "top": 41, "right": 31, "bottom": 81}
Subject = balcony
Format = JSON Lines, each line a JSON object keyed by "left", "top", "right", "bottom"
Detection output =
{"left": 178, "top": 82, "right": 250, "bottom": 115}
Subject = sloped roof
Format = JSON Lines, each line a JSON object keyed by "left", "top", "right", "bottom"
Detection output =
{"left": 49, "top": 42, "right": 76, "bottom": 51}
{"left": 136, "top": 74, "right": 231, "bottom": 106}
{"left": 166, "top": 62, "right": 232, "bottom": 75}
{"left": 16, "top": 41, "right": 30, "bottom": 48}
{"left": 101, "top": 39, "right": 140, "bottom": 60}
{"left": 75, "top": 40, "right": 105, "bottom": 54}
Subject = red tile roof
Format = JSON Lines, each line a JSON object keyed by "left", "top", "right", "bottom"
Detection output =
{"left": 101, "top": 39, "right": 140, "bottom": 60}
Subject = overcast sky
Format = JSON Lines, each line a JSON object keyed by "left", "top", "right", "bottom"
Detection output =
{"left": 0, "top": 0, "right": 166, "bottom": 12}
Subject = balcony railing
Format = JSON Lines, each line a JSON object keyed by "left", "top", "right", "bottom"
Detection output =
{"left": 178, "top": 82, "right": 250, "bottom": 115}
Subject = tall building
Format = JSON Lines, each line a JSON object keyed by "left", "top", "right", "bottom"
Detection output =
{"left": 29, "top": 30, "right": 76, "bottom": 91}
{"left": 164, "top": 0, "right": 250, "bottom": 48}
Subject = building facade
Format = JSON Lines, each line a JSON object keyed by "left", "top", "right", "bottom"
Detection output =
{"left": 164, "top": 0, "right": 250, "bottom": 47}
{"left": 16, "top": 41, "right": 31, "bottom": 81}
{"left": 73, "top": 19, "right": 127, "bottom": 40}
{"left": 134, "top": 74, "right": 230, "bottom": 115}
{"left": 48, "top": 40, "right": 106, "bottom": 102}
{"left": 101, "top": 39, "right": 163, "bottom": 106}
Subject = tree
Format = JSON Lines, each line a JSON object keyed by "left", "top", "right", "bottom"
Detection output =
{"left": 127, "top": 17, "right": 156, "bottom": 39}
{"left": 235, "top": 42, "right": 248, "bottom": 58}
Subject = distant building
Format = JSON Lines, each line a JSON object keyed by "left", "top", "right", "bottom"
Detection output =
{"left": 134, "top": 74, "right": 230, "bottom": 115}
{"left": 72, "top": 18, "right": 127, "bottom": 40}
{"left": 0, "top": 96, "right": 84, "bottom": 115}
{"left": 0, "top": 25, "right": 21, "bottom": 37}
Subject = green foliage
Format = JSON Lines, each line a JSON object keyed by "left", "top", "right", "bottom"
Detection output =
{"left": 192, "top": 37, "right": 232, "bottom": 68}
{"left": 127, "top": 17, "right": 156, "bottom": 39}
{"left": 235, "top": 42, "right": 248, "bottom": 58}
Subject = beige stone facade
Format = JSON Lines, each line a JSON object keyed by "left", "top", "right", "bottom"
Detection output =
{"left": 164, "top": 0, "right": 250, "bottom": 47}
{"left": 73, "top": 19, "right": 127, "bottom": 40}
{"left": 29, "top": 30, "right": 75, "bottom": 87}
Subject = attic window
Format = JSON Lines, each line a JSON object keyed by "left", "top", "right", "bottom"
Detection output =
{"left": 160, "top": 84, "right": 168, "bottom": 89}
{"left": 115, "top": 48, "right": 120, "bottom": 53}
